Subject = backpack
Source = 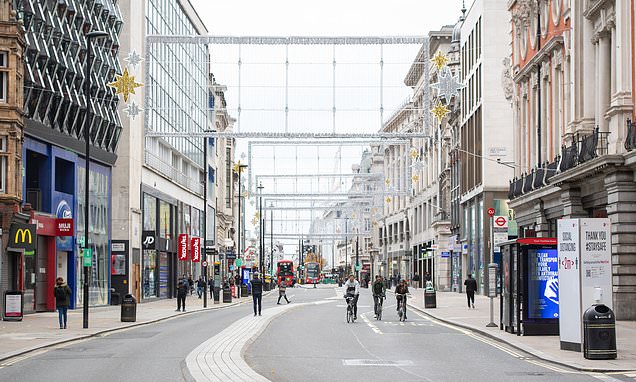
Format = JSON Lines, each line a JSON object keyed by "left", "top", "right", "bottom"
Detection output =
{"left": 55, "top": 286, "right": 66, "bottom": 300}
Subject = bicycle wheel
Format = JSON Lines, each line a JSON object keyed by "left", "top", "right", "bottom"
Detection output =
{"left": 377, "top": 304, "right": 382, "bottom": 320}
{"left": 347, "top": 308, "right": 351, "bottom": 323}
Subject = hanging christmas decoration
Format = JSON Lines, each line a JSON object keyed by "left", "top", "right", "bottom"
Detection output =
{"left": 233, "top": 160, "right": 247, "bottom": 174}
{"left": 411, "top": 160, "right": 425, "bottom": 171}
{"left": 431, "top": 51, "right": 450, "bottom": 71}
{"left": 123, "top": 100, "right": 142, "bottom": 120}
{"left": 385, "top": 196, "right": 392, "bottom": 204}
{"left": 431, "top": 67, "right": 464, "bottom": 103}
{"left": 385, "top": 178, "right": 391, "bottom": 186}
{"left": 409, "top": 147, "right": 420, "bottom": 160}
{"left": 411, "top": 174, "right": 420, "bottom": 183}
{"left": 108, "top": 67, "right": 143, "bottom": 103}
{"left": 124, "top": 49, "right": 144, "bottom": 70}
{"left": 431, "top": 102, "right": 450, "bottom": 123}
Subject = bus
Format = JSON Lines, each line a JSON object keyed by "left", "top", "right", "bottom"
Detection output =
{"left": 277, "top": 260, "right": 294, "bottom": 286}
{"left": 305, "top": 262, "right": 321, "bottom": 284}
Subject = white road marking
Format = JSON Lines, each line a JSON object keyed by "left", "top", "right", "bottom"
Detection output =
{"left": 361, "top": 313, "right": 383, "bottom": 335}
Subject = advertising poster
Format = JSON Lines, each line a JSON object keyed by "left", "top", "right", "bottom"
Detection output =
{"left": 558, "top": 219, "right": 582, "bottom": 349}
{"left": 4, "top": 293, "right": 22, "bottom": 318}
{"left": 580, "top": 218, "right": 612, "bottom": 309}
{"left": 527, "top": 248, "right": 559, "bottom": 319}
{"left": 53, "top": 193, "right": 74, "bottom": 251}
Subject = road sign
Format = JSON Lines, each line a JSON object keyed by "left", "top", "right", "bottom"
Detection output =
{"left": 235, "top": 258, "right": 243, "bottom": 267}
{"left": 202, "top": 260, "right": 208, "bottom": 267}
{"left": 487, "top": 207, "right": 496, "bottom": 217}
{"left": 494, "top": 215, "right": 508, "bottom": 229}
{"left": 82, "top": 248, "right": 92, "bottom": 267}
{"left": 225, "top": 252, "right": 236, "bottom": 260}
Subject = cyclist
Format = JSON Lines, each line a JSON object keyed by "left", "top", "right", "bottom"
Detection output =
{"left": 372, "top": 275, "right": 386, "bottom": 318}
{"left": 395, "top": 278, "right": 410, "bottom": 320}
{"left": 343, "top": 274, "right": 360, "bottom": 320}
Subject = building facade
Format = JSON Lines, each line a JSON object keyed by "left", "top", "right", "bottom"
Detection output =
{"left": 508, "top": 0, "right": 636, "bottom": 319}
{"left": 12, "top": 0, "right": 123, "bottom": 312}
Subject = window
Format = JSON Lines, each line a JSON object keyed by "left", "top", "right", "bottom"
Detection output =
{"left": 0, "top": 52, "right": 7, "bottom": 102}
{"left": 0, "top": 136, "right": 7, "bottom": 193}
{"left": 225, "top": 147, "right": 232, "bottom": 209}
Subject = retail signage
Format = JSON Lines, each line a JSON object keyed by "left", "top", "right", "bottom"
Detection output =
{"left": 8, "top": 223, "right": 36, "bottom": 254}
{"left": 557, "top": 218, "right": 612, "bottom": 351}
{"left": 55, "top": 218, "right": 74, "bottom": 236}
{"left": 142, "top": 231, "right": 156, "bottom": 250}
{"left": 225, "top": 251, "right": 236, "bottom": 260}
{"left": 440, "top": 252, "right": 450, "bottom": 258}
{"left": 3, "top": 291, "right": 23, "bottom": 321}
{"left": 191, "top": 237, "right": 201, "bottom": 263}
{"left": 178, "top": 234, "right": 189, "bottom": 261}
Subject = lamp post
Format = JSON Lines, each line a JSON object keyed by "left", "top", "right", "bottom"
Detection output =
{"left": 257, "top": 182, "right": 264, "bottom": 277}
{"left": 202, "top": 129, "right": 214, "bottom": 308}
{"left": 83, "top": 30, "right": 108, "bottom": 329}
{"left": 235, "top": 163, "right": 247, "bottom": 288}
{"left": 270, "top": 202, "right": 274, "bottom": 280}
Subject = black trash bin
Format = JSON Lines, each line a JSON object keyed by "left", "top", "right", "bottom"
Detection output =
{"left": 241, "top": 284, "right": 248, "bottom": 297}
{"left": 213, "top": 286, "right": 220, "bottom": 304}
{"left": 583, "top": 304, "right": 617, "bottom": 360}
{"left": 424, "top": 285, "right": 436, "bottom": 309}
{"left": 110, "top": 289, "right": 121, "bottom": 305}
{"left": 223, "top": 285, "right": 232, "bottom": 303}
{"left": 121, "top": 294, "right": 137, "bottom": 322}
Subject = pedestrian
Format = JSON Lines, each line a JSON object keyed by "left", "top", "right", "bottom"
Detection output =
{"left": 196, "top": 276, "right": 205, "bottom": 299}
{"left": 464, "top": 274, "right": 477, "bottom": 309}
{"left": 188, "top": 275, "right": 194, "bottom": 295}
{"left": 250, "top": 272, "right": 264, "bottom": 316}
{"left": 412, "top": 273, "right": 421, "bottom": 289}
{"left": 208, "top": 276, "right": 215, "bottom": 299}
{"left": 277, "top": 279, "right": 290, "bottom": 304}
{"left": 176, "top": 276, "right": 188, "bottom": 312}
{"left": 54, "top": 277, "right": 71, "bottom": 329}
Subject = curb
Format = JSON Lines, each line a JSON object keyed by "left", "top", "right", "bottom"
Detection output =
{"left": 407, "top": 302, "right": 633, "bottom": 373}
{"left": 0, "top": 294, "right": 263, "bottom": 365}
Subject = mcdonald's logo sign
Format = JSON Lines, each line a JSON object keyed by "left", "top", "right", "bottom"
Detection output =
{"left": 9, "top": 223, "right": 37, "bottom": 252}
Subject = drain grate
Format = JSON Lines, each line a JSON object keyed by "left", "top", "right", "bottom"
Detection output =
{"left": 343, "top": 359, "right": 413, "bottom": 366}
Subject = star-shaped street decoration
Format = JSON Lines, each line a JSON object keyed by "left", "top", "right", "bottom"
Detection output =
{"left": 431, "top": 67, "right": 464, "bottom": 103}
{"left": 233, "top": 160, "right": 247, "bottom": 174}
{"left": 385, "top": 196, "right": 392, "bottom": 204}
{"left": 251, "top": 217, "right": 258, "bottom": 225}
{"left": 123, "top": 100, "right": 143, "bottom": 120}
{"left": 411, "top": 160, "right": 425, "bottom": 171}
{"left": 411, "top": 174, "right": 420, "bottom": 183}
{"left": 124, "top": 49, "right": 144, "bottom": 69}
{"left": 385, "top": 178, "right": 391, "bottom": 186}
{"left": 410, "top": 148, "right": 419, "bottom": 160}
{"left": 242, "top": 190, "right": 249, "bottom": 198}
{"left": 108, "top": 68, "right": 143, "bottom": 103}
{"left": 431, "top": 102, "right": 451, "bottom": 123}
{"left": 431, "top": 51, "right": 449, "bottom": 71}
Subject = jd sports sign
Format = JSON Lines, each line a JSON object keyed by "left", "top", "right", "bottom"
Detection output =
{"left": 9, "top": 223, "right": 37, "bottom": 254}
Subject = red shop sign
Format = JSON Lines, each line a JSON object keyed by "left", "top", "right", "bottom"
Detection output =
{"left": 55, "top": 218, "right": 74, "bottom": 237}
{"left": 178, "top": 234, "right": 189, "bottom": 261}
{"left": 191, "top": 237, "right": 201, "bottom": 263}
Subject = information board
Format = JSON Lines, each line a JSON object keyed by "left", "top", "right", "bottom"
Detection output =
{"left": 527, "top": 248, "right": 559, "bottom": 319}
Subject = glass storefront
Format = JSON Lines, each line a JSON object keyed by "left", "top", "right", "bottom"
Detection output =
{"left": 143, "top": 249, "right": 157, "bottom": 298}
{"left": 76, "top": 165, "right": 110, "bottom": 306}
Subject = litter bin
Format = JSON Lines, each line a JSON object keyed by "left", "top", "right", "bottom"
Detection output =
{"left": 213, "top": 286, "right": 220, "bottom": 304}
{"left": 121, "top": 294, "right": 137, "bottom": 322}
{"left": 241, "top": 284, "right": 248, "bottom": 297}
{"left": 264, "top": 282, "right": 271, "bottom": 292}
{"left": 424, "top": 282, "right": 436, "bottom": 309}
{"left": 110, "top": 289, "right": 121, "bottom": 305}
{"left": 223, "top": 285, "right": 232, "bottom": 303}
{"left": 583, "top": 304, "right": 617, "bottom": 360}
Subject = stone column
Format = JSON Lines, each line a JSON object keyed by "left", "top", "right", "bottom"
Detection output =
{"left": 560, "top": 186, "right": 587, "bottom": 218}
{"left": 604, "top": 170, "right": 636, "bottom": 320}
{"left": 597, "top": 32, "right": 611, "bottom": 133}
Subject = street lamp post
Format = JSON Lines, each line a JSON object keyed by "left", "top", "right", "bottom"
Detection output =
{"left": 270, "top": 202, "right": 274, "bottom": 281}
{"left": 83, "top": 30, "right": 108, "bottom": 329}
{"left": 257, "top": 183, "right": 264, "bottom": 277}
{"left": 235, "top": 163, "right": 247, "bottom": 291}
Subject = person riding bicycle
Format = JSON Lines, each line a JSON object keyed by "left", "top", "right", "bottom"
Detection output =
{"left": 343, "top": 274, "right": 360, "bottom": 320}
{"left": 372, "top": 275, "right": 386, "bottom": 318}
{"left": 395, "top": 279, "right": 409, "bottom": 320}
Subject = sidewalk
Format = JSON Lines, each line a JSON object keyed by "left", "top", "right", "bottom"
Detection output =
{"left": 408, "top": 289, "right": 636, "bottom": 372}
{"left": 0, "top": 293, "right": 250, "bottom": 363}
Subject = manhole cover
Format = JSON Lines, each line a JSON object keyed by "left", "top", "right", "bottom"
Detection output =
{"left": 343, "top": 359, "right": 413, "bottom": 366}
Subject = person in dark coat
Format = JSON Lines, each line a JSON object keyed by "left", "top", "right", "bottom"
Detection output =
{"left": 250, "top": 273, "right": 264, "bottom": 316}
{"left": 196, "top": 276, "right": 205, "bottom": 299}
{"left": 464, "top": 274, "right": 478, "bottom": 309}
{"left": 176, "top": 275, "right": 188, "bottom": 312}
{"left": 54, "top": 277, "right": 71, "bottom": 329}
{"left": 188, "top": 275, "right": 194, "bottom": 295}
{"left": 412, "top": 273, "right": 421, "bottom": 289}
{"left": 277, "top": 279, "right": 290, "bottom": 304}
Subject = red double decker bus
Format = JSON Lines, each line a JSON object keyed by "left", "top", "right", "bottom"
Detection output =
{"left": 277, "top": 260, "right": 294, "bottom": 286}
{"left": 305, "top": 262, "right": 321, "bottom": 284}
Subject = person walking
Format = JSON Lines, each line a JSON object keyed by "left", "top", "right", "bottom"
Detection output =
{"left": 464, "top": 274, "right": 478, "bottom": 309}
{"left": 196, "top": 276, "right": 205, "bottom": 299}
{"left": 176, "top": 275, "right": 188, "bottom": 312}
{"left": 250, "top": 273, "right": 264, "bottom": 316}
{"left": 54, "top": 277, "right": 71, "bottom": 329}
{"left": 277, "top": 279, "right": 290, "bottom": 304}
{"left": 187, "top": 275, "right": 194, "bottom": 295}
{"left": 412, "top": 273, "right": 421, "bottom": 289}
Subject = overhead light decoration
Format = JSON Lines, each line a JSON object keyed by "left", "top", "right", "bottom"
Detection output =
{"left": 431, "top": 67, "right": 464, "bottom": 103}
{"left": 431, "top": 102, "right": 450, "bottom": 123}
{"left": 109, "top": 67, "right": 143, "bottom": 103}
{"left": 431, "top": 51, "right": 450, "bottom": 71}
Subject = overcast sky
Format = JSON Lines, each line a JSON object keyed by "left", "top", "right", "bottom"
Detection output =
{"left": 190, "top": 0, "right": 466, "bottom": 258}
{"left": 193, "top": 1, "right": 465, "bottom": 36}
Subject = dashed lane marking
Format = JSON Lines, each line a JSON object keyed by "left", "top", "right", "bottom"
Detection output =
{"left": 360, "top": 312, "right": 383, "bottom": 335}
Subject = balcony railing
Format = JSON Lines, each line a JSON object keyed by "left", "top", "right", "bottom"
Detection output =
{"left": 509, "top": 128, "right": 609, "bottom": 200}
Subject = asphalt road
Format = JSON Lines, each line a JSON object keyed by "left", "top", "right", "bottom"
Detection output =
{"left": 0, "top": 292, "right": 281, "bottom": 382}
{"left": 245, "top": 287, "right": 608, "bottom": 382}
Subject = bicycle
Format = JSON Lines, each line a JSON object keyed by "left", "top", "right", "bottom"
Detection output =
{"left": 345, "top": 294, "right": 356, "bottom": 323}
{"left": 374, "top": 294, "right": 385, "bottom": 320}
{"left": 396, "top": 293, "right": 407, "bottom": 322}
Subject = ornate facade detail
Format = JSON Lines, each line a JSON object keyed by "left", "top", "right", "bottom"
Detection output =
{"left": 501, "top": 57, "right": 514, "bottom": 102}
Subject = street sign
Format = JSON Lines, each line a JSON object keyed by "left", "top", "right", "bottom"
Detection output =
{"left": 440, "top": 252, "right": 450, "bottom": 258}
{"left": 494, "top": 216, "right": 508, "bottom": 229}
{"left": 225, "top": 252, "right": 236, "bottom": 260}
{"left": 487, "top": 207, "right": 496, "bottom": 217}
{"left": 82, "top": 248, "right": 92, "bottom": 267}
{"left": 235, "top": 258, "right": 243, "bottom": 267}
